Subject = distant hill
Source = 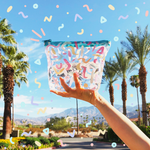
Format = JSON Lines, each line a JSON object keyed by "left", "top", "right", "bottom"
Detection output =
{"left": 0, "top": 104, "right": 143, "bottom": 125}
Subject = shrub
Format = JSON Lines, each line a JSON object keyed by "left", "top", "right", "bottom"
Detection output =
{"left": 19, "top": 130, "right": 23, "bottom": 137}
{"left": 0, "top": 142, "right": 9, "bottom": 148}
{"left": 91, "top": 127, "right": 98, "bottom": 132}
{"left": 38, "top": 136, "right": 50, "bottom": 145}
{"left": 49, "top": 137, "right": 60, "bottom": 146}
{"left": 27, "top": 124, "right": 32, "bottom": 128}
{"left": 21, "top": 137, "right": 41, "bottom": 147}
{"left": 138, "top": 125, "right": 150, "bottom": 138}
{"left": 107, "top": 127, "right": 122, "bottom": 142}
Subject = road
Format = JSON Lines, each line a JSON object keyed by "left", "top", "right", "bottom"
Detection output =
{"left": 57, "top": 138, "right": 130, "bottom": 150}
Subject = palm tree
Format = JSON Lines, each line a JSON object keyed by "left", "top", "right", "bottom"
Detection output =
{"left": 1, "top": 46, "right": 30, "bottom": 139}
{"left": 108, "top": 48, "right": 138, "bottom": 116}
{"left": 129, "top": 75, "right": 141, "bottom": 126}
{"left": 102, "top": 58, "right": 119, "bottom": 106}
{"left": 76, "top": 99, "right": 79, "bottom": 135}
{"left": 99, "top": 117, "right": 101, "bottom": 123}
{"left": 86, "top": 115, "right": 88, "bottom": 123}
{"left": 0, "top": 18, "right": 17, "bottom": 79}
{"left": 80, "top": 115, "right": 82, "bottom": 124}
{"left": 121, "top": 25, "right": 150, "bottom": 125}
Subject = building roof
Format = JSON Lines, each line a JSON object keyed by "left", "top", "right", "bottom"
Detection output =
{"left": 129, "top": 118, "right": 139, "bottom": 122}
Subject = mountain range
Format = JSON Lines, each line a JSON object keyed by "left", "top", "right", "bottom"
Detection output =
{"left": 0, "top": 104, "right": 143, "bottom": 125}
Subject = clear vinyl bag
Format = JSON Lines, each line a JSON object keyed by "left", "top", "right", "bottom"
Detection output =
{"left": 44, "top": 40, "right": 111, "bottom": 92}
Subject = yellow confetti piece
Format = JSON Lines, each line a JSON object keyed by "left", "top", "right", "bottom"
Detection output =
{"left": 130, "top": 94, "right": 133, "bottom": 97}
{"left": 108, "top": 4, "right": 115, "bottom": 10}
{"left": 53, "top": 67, "right": 65, "bottom": 75}
{"left": 76, "top": 63, "right": 82, "bottom": 70}
{"left": 7, "top": 6, "right": 13, "bottom": 13}
{"left": 51, "top": 48, "right": 56, "bottom": 54}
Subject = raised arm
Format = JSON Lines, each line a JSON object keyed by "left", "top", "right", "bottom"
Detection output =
{"left": 93, "top": 93, "right": 150, "bottom": 150}
{"left": 50, "top": 73, "right": 150, "bottom": 150}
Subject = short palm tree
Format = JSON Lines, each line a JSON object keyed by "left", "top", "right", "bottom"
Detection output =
{"left": 129, "top": 75, "right": 141, "bottom": 126}
{"left": 1, "top": 46, "right": 30, "bottom": 139}
{"left": 121, "top": 25, "right": 150, "bottom": 126}
{"left": 108, "top": 48, "right": 138, "bottom": 116}
{"left": 102, "top": 58, "right": 119, "bottom": 106}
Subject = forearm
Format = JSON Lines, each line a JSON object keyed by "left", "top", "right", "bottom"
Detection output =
{"left": 94, "top": 94, "right": 150, "bottom": 150}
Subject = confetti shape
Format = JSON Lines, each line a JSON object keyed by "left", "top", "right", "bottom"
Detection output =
{"left": 43, "top": 128, "right": 49, "bottom": 135}
{"left": 115, "top": 84, "right": 119, "bottom": 90}
{"left": 37, "top": 107, "right": 47, "bottom": 114}
{"left": 34, "top": 59, "right": 41, "bottom": 65}
{"left": 100, "top": 16, "right": 107, "bottom": 23}
{"left": 7, "top": 6, "right": 13, "bottom": 13}
{"left": 74, "top": 14, "right": 83, "bottom": 22}
{"left": 67, "top": 129, "right": 75, "bottom": 137}
{"left": 108, "top": 4, "right": 115, "bottom": 10}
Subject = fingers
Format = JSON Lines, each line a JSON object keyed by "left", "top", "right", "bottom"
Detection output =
{"left": 50, "top": 90, "right": 71, "bottom": 97}
{"left": 73, "top": 73, "right": 81, "bottom": 89}
{"left": 60, "top": 77, "right": 72, "bottom": 93}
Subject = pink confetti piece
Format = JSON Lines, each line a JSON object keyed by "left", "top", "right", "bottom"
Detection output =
{"left": 56, "top": 63, "right": 62, "bottom": 69}
{"left": 87, "top": 41, "right": 92, "bottom": 45}
{"left": 74, "top": 41, "right": 78, "bottom": 49}
{"left": 81, "top": 66, "right": 88, "bottom": 78}
{"left": 90, "top": 143, "right": 94, "bottom": 146}
{"left": 94, "top": 59, "right": 97, "bottom": 63}
{"left": 92, "top": 45, "right": 96, "bottom": 52}
{"left": 57, "top": 139, "right": 66, "bottom": 147}
{"left": 63, "top": 59, "right": 71, "bottom": 70}
{"left": 72, "top": 58, "right": 76, "bottom": 62}
{"left": 68, "top": 51, "right": 72, "bottom": 57}
{"left": 96, "top": 46, "right": 104, "bottom": 54}
{"left": 52, "top": 77, "right": 59, "bottom": 86}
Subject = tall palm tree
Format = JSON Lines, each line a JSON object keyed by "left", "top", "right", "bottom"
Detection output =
{"left": 102, "top": 58, "right": 119, "bottom": 106}
{"left": 0, "top": 18, "right": 17, "bottom": 75}
{"left": 80, "top": 115, "right": 82, "bottom": 124}
{"left": 108, "top": 48, "right": 138, "bottom": 116}
{"left": 76, "top": 99, "right": 79, "bottom": 135}
{"left": 129, "top": 75, "right": 141, "bottom": 126}
{"left": 1, "top": 46, "right": 30, "bottom": 139}
{"left": 121, "top": 25, "right": 150, "bottom": 126}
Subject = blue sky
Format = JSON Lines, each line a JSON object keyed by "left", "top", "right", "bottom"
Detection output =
{"left": 0, "top": 0, "right": 150, "bottom": 118}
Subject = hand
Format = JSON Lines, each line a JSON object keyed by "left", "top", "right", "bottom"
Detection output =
{"left": 50, "top": 72, "right": 99, "bottom": 105}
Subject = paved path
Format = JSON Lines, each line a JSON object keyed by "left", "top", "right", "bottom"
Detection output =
{"left": 57, "top": 138, "right": 130, "bottom": 150}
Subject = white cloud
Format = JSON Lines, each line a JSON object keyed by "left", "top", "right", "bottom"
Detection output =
{"left": 36, "top": 71, "right": 48, "bottom": 80}
{"left": 17, "top": 37, "right": 45, "bottom": 61}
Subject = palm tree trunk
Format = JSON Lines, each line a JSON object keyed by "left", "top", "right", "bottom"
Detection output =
{"left": 141, "top": 93, "right": 147, "bottom": 126}
{"left": 109, "top": 84, "right": 114, "bottom": 106}
{"left": 122, "top": 79, "right": 127, "bottom": 116}
{"left": 136, "top": 87, "right": 141, "bottom": 126}
{"left": 2, "top": 65, "right": 14, "bottom": 139}
{"left": 76, "top": 99, "right": 79, "bottom": 135}
{"left": 3, "top": 101, "right": 11, "bottom": 139}
{"left": 139, "top": 65, "right": 147, "bottom": 126}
